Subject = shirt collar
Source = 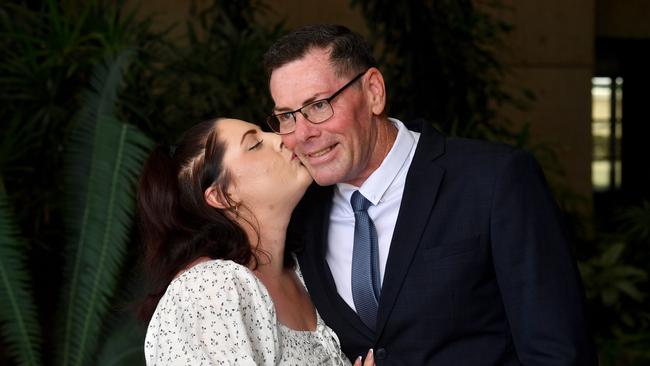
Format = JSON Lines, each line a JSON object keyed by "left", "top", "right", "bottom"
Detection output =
{"left": 336, "top": 118, "right": 416, "bottom": 206}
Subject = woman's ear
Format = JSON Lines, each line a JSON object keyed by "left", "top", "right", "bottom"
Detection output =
{"left": 204, "top": 186, "right": 228, "bottom": 209}
{"left": 365, "top": 67, "right": 386, "bottom": 115}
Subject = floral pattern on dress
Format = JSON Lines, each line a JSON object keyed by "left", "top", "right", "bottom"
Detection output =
{"left": 145, "top": 259, "right": 351, "bottom": 366}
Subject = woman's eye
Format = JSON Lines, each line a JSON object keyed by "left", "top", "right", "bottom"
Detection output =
{"left": 248, "top": 139, "right": 263, "bottom": 151}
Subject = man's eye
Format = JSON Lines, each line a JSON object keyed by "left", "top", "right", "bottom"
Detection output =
{"left": 277, "top": 113, "right": 293, "bottom": 123}
{"left": 248, "top": 139, "right": 263, "bottom": 151}
{"left": 311, "top": 101, "right": 327, "bottom": 110}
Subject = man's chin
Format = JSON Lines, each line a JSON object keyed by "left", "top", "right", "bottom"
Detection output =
{"left": 309, "top": 168, "right": 339, "bottom": 187}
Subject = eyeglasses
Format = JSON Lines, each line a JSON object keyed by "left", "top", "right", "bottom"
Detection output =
{"left": 266, "top": 70, "right": 368, "bottom": 135}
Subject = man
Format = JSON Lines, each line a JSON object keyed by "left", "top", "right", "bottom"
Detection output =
{"left": 263, "top": 24, "right": 596, "bottom": 365}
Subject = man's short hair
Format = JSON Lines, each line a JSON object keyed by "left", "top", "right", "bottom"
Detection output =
{"left": 263, "top": 24, "right": 376, "bottom": 81}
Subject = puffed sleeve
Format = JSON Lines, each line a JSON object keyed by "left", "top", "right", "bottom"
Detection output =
{"left": 144, "top": 260, "right": 279, "bottom": 366}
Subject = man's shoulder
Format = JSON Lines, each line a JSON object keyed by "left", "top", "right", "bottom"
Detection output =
{"left": 405, "top": 119, "right": 517, "bottom": 162}
{"left": 402, "top": 119, "right": 543, "bottom": 187}
{"left": 444, "top": 135, "right": 515, "bottom": 159}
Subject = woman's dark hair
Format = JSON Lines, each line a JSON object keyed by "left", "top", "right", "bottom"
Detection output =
{"left": 137, "top": 118, "right": 290, "bottom": 322}
{"left": 263, "top": 24, "right": 377, "bottom": 81}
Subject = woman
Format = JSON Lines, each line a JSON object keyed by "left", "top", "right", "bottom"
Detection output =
{"left": 138, "top": 118, "right": 373, "bottom": 365}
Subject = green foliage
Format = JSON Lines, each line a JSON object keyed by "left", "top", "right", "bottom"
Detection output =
{"left": 0, "top": 179, "right": 41, "bottom": 365}
{"left": 125, "top": 0, "right": 284, "bottom": 142}
{"left": 617, "top": 201, "right": 650, "bottom": 243}
{"left": 0, "top": 2, "right": 159, "bottom": 364}
{"left": 95, "top": 314, "right": 147, "bottom": 366}
{"left": 350, "top": 0, "right": 528, "bottom": 139}
{"left": 600, "top": 332, "right": 650, "bottom": 366}
{"left": 0, "top": 0, "right": 160, "bottom": 265}
{"left": 0, "top": 1, "right": 285, "bottom": 365}
{"left": 1, "top": 47, "right": 153, "bottom": 366}
{"left": 577, "top": 201, "right": 650, "bottom": 365}
{"left": 58, "top": 51, "right": 153, "bottom": 366}
{"left": 579, "top": 243, "right": 646, "bottom": 312}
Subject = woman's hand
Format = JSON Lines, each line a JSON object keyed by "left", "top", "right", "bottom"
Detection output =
{"left": 353, "top": 349, "right": 375, "bottom": 366}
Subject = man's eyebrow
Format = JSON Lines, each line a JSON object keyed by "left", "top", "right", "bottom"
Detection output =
{"left": 273, "top": 94, "right": 323, "bottom": 113}
{"left": 240, "top": 129, "right": 257, "bottom": 145}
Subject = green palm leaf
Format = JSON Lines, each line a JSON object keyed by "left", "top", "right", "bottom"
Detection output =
{"left": 57, "top": 50, "right": 153, "bottom": 366}
{"left": 0, "top": 178, "right": 42, "bottom": 366}
{"left": 95, "top": 313, "right": 146, "bottom": 366}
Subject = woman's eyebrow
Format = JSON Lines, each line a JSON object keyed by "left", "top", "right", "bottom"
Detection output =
{"left": 240, "top": 129, "right": 257, "bottom": 145}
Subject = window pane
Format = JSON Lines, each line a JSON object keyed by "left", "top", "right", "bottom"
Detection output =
{"left": 592, "top": 160, "right": 610, "bottom": 191}
{"left": 591, "top": 77, "right": 623, "bottom": 191}
{"left": 592, "top": 121, "right": 610, "bottom": 160}
{"left": 615, "top": 78, "right": 623, "bottom": 120}
{"left": 614, "top": 78, "right": 623, "bottom": 189}
{"left": 592, "top": 85, "right": 611, "bottom": 120}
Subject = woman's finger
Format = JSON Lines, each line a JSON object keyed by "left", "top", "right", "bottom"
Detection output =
{"left": 353, "top": 355, "right": 362, "bottom": 366}
{"left": 363, "top": 349, "right": 374, "bottom": 366}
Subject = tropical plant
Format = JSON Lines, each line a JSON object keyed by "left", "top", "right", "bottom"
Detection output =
{"left": 0, "top": 0, "right": 286, "bottom": 364}
{"left": 580, "top": 201, "right": 650, "bottom": 365}
{"left": 57, "top": 51, "right": 153, "bottom": 366}
{"left": 94, "top": 314, "right": 147, "bottom": 366}
{"left": 0, "top": 1, "right": 161, "bottom": 364}
{"left": 0, "top": 0, "right": 157, "bottom": 227}
{"left": 579, "top": 242, "right": 647, "bottom": 324}
{"left": 0, "top": 178, "right": 41, "bottom": 366}
{"left": 349, "top": 0, "right": 530, "bottom": 140}
{"left": 0, "top": 48, "right": 153, "bottom": 366}
{"left": 125, "top": 0, "right": 285, "bottom": 143}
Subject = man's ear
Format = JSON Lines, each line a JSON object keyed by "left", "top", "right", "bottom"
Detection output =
{"left": 365, "top": 67, "right": 386, "bottom": 115}
{"left": 205, "top": 186, "right": 229, "bottom": 209}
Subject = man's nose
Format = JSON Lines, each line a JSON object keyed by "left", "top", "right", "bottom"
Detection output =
{"left": 294, "top": 113, "right": 320, "bottom": 142}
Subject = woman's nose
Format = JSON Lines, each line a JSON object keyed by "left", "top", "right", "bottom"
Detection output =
{"left": 265, "top": 131, "right": 284, "bottom": 151}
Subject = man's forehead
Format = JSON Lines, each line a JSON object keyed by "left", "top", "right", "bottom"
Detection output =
{"left": 270, "top": 55, "right": 340, "bottom": 109}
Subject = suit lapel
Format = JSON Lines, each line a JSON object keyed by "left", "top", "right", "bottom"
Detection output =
{"left": 375, "top": 123, "right": 446, "bottom": 336}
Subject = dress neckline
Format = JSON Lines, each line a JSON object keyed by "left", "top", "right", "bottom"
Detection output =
{"left": 266, "top": 259, "right": 321, "bottom": 333}
{"left": 174, "top": 258, "right": 322, "bottom": 333}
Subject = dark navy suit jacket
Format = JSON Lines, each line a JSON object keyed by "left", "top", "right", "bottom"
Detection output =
{"left": 293, "top": 121, "right": 597, "bottom": 365}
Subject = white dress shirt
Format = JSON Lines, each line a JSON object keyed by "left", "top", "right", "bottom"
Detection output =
{"left": 326, "top": 118, "right": 420, "bottom": 312}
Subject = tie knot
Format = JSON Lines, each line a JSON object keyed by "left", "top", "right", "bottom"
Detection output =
{"left": 351, "top": 190, "right": 372, "bottom": 212}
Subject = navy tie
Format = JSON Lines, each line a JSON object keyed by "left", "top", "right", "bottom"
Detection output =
{"left": 350, "top": 190, "right": 381, "bottom": 331}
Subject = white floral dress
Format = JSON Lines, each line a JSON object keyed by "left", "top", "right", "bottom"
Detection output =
{"left": 144, "top": 259, "right": 351, "bottom": 365}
